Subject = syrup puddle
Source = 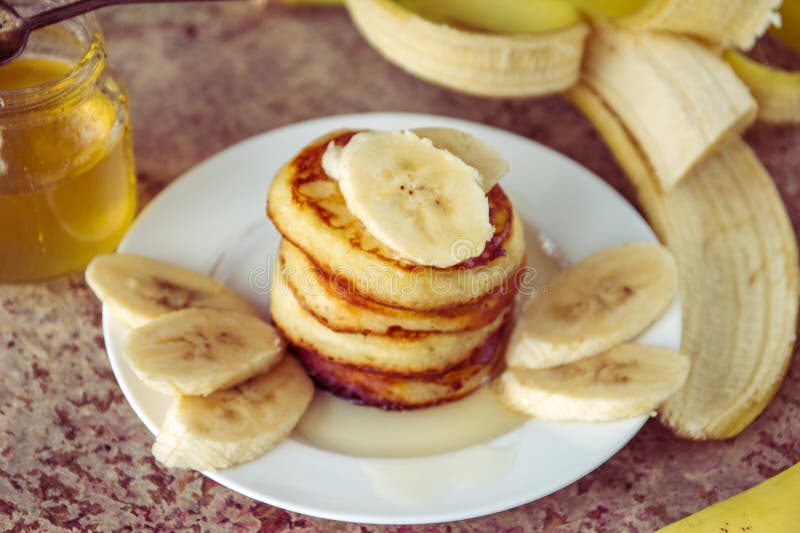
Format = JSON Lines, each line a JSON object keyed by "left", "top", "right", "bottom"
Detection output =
{"left": 296, "top": 387, "right": 528, "bottom": 458}
{"left": 360, "top": 438, "right": 521, "bottom": 506}
{"left": 295, "top": 223, "right": 564, "bottom": 460}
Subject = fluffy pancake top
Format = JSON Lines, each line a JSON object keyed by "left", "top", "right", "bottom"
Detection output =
{"left": 287, "top": 131, "right": 511, "bottom": 269}
{"left": 267, "top": 130, "right": 526, "bottom": 310}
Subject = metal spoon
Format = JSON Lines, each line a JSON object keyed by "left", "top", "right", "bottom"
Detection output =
{"left": 0, "top": 0, "right": 230, "bottom": 67}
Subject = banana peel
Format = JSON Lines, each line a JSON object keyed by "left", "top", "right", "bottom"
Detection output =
{"left": 582, "top": 22, "right": 756, "bottom": 191}
{"left": 732, "top": 0, "right": 800, "bottom": 126}
{"left": 618, "top": 0, "right": 781, "bottom": 50}
{"left": 344, "top": 0, "right": 589, "bottom": 98}
{"left": 725, "top": 50, "right": 800, "bottom": 124}
{"left": 567, "top": 83, "right": 799, "bottom": 439}
{"left": 770, "top": 0, "right": 800, "bottom": 54}
{"left": 289, "top": 0, "right": 783, "bottom": 53}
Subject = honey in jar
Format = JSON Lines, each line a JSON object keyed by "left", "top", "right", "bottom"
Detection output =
{"left": 0, "top": 2, "right": 136, "bottom": 282}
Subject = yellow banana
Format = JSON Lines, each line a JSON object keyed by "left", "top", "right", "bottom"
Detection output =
{"left": 280, "top": 0, "right": 343, "bottom": 4}
{"left": 567, "top": 83, "right": 799, "bottom": 439}
{"left": 394, "top": 0, "right": 582, "bottom": 34}
{"left": 724, "top": 50, "right": 800, "bottom": 124}
{"left": 657, "top": 462, "right": 800, "bottom": 532}
{"left": 565, "top": 0, "right": 646, "bottom": 18}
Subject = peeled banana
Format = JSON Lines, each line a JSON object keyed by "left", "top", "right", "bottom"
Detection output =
{"left": 124, "top": 308, "right": 286, "bottom": 396}
{"left": 152, "top": 355, "right": 314, "bottom": 471}
{"left": 724, "top": 50, "right": 800, "bottom": 125}
{"left": 344, "top": 0, "right": 590, "bottom": 98}
{"left": 619, "top": 0, "right": 781, "bottom": 50}
{"left": 324, "top": 130, "right": 493, "bottom": 267}
{"left": 506, "top": 242, "right": 677, "bottom": 370}
{"left": 582, "top": 22, "right": 756, "bottom": 191}
{"left": 568, "top": 83, "right": 799, "bottom": 439}
{"left": 495, "top": 343, "right": 690, "bottom": 422}
{"left": 86, "top": 253, "right": 258, "bottom": 328}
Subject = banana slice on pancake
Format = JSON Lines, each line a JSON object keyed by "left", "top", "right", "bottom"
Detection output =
{"left": 322, "top": 130, "right": 493, "bottom": 267}
{"left": 412, "top": 127, "right": 509, "bottom": 192}
{"left": 267, "top": 130, "right": 525, "bottom": 310}
{"left": 506, "top": 242, "right": 677, "bottom": 369}
{"left": 494, "top": 343, "right": 690, "bottom": 422}
{"left": 325, "top": 128, "right": 510, "bottom": 192}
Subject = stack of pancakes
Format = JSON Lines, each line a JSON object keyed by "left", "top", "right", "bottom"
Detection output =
{"left": 267, "top": 131, "right": 526, "bottom": 409}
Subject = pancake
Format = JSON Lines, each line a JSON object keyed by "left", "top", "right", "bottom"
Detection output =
{"left": 270, "top": 260, "right": 508, "bottom": 375}
{"left": 267, "top": 129, "right": 527, "bottom": 409}
{"left": 291, "top": 319, "right": 509, "bottom": 409}
{"left": 279, "top": 239, "right": 520, "bottom": 335}
{"left": 267, "top": 130, "right": 526, "bottom": 310}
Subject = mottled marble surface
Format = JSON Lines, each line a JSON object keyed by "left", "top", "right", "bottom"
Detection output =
{"left": 1, "top": 4, "right": 799, "bottom": 531}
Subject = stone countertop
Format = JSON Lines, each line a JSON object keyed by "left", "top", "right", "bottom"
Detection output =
{"left": 1, "top": 4, "right": 799, "bottom": 531}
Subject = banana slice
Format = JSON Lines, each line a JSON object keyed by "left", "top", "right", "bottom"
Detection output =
{"left": 152, "top": 356, "right": 314, "bottom": 471}
{"left": 494, "top": 343, "right": 690, "bottom": 422}
{"left": 412, "top": 127, "right": 509, "bottom": 192}
{"left": 86, "top": 253, "right": 258, "bottom": 328}
{"left": 506, "top": 242, "right": 677, "bottom": 369}
{"left": 325, "top": 128, "right": 510, "bottom": 192}
{"left": 124, "top": 308, "right": 285, "bottom": 396}
{"left": 325, "top": 130, "right": 493, "bottom": 267}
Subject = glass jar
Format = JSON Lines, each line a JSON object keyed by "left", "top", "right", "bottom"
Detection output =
{"left": 0, "top": 0, "right": 136, "bottom": 282}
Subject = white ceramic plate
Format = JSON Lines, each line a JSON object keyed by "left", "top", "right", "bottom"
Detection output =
{"left": 103, "top": 112, "right": 681, "bottom": 525}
